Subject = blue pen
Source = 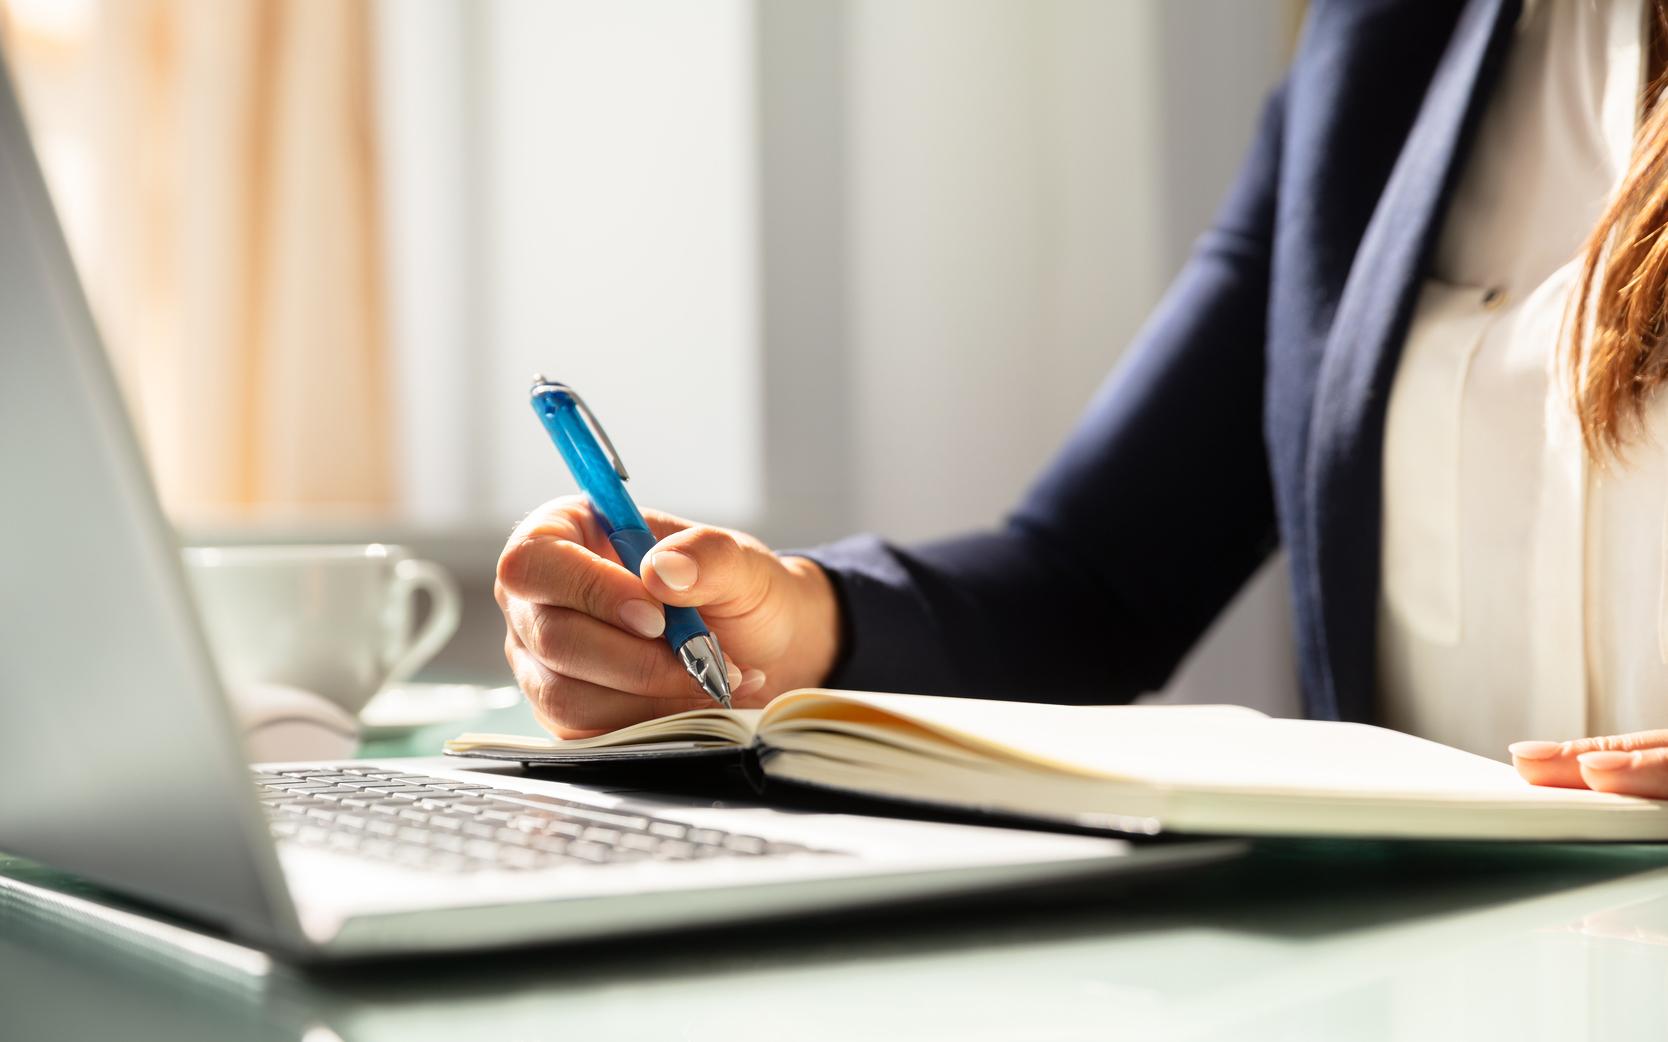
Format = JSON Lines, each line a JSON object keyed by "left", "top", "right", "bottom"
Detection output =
{"left": 528, "top": 375, "right": 733, "bottom": 708}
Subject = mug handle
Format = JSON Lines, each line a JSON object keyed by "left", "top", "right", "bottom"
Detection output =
{"left": 384, "top": 558, "right": 463, "bottom": 686}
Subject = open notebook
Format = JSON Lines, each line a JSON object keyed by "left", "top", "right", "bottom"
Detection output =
{"left": 445, "top": 690, "right": 1668, "bottom": 841}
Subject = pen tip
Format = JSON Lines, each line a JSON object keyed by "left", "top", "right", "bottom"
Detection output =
{"left": 698, "top": 664, "right": 734, "bottom": 709}
{"left": 678, "top": 634, "right": 734, "bottom": 709}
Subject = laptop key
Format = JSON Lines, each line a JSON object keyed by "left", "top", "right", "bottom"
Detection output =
{"left": 653, "top": 840, "right": 696, "bottom": 860}
{"left": 528, "top": 834, "right": 571, "bottom": 854}
{"left": 538, "top": 820, "right": 585, "bottom": 840}
{"left": 564, "top": 841, "right": 614, "bottom": 863}
{"left": 309, "top": 789, "right": 366, "bottom": 801}
{"left": 463, "top": 839, "right": 502, "bottom": 860}
{"left": 429, "top": 834, "right": 467, "bottom": 854}
{"left": 446, "top": 800, "right": 502, "bottom": 813}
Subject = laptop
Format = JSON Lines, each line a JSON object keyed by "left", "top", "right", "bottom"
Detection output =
{"left": 0, "top": 51, "right": 1233, "bottom": 962}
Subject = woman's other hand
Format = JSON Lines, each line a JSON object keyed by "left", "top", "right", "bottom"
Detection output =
{"left": 1509, "top": 731, "right": 1668, "bottom": 798}
{"left": 495, "top": 496, "right": 840, "bottom": 739}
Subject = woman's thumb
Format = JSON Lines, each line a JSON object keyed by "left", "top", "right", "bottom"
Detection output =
{"left": 639, "top": 524, "right": 773, "bottom": 613}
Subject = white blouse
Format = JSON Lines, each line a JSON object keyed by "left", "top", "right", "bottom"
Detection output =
{"left": 1378, "top": 0, "right": 1664, "bottom": 758}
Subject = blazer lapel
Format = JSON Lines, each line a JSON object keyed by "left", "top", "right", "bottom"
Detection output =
{"left": 1302, "top": 0, "right": 1521, "bottom": 722}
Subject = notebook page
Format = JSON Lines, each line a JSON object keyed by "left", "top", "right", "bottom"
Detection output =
{"left": 788, "top": 692, "right": 1542, "bottom": 798}
{"left": 448, "top": 707, "right": 760, "bottom": 753}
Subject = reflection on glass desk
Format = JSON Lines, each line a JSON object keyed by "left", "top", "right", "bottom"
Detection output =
{"left": 9, "top": 840, "right": 1668, "bottom": 1039}
{"left": 7, "top": 699, "right": 1668, "bottom": 1041}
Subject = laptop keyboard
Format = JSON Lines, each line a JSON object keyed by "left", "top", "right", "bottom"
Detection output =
{"left": 253, "top": 766, "right": 836, "bottom": 874}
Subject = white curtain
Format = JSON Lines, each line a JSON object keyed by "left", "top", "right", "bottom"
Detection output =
{"left": 4, "top": 0, "right": 392, "bottom": 520}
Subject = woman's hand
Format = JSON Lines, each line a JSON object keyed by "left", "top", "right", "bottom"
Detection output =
{"left": 1509, "top": 732, "right": 1668, "bottom": 798}
{"left": 495, "top": 496, "right": 841, "bottom": 739}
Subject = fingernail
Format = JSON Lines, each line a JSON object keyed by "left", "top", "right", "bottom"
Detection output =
{"left": 737, "top": 669, "right": 766, "bottom": 697}
{"left": 1578, "top": 751, "right": 1637, "bottom": 771}
{"left": 726, "top": 663, "right": 743, "bottom": 690}
{"left": 1508, "top": 741, "right": 1562, "bottom": 760}
{"left": 653, "top": 550, "right": 697, "bottom": 591}
{"left": 617, "top": 599, "right": 664, "bottom": 639}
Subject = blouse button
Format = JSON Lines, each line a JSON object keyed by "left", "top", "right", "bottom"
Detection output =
{"left": 1482, "top": 286, "right": 1508, "bottom": 310}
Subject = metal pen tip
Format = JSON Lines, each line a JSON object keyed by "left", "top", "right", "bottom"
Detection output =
{"left": 677, "top": 634, "right": 733, "bottom": 708}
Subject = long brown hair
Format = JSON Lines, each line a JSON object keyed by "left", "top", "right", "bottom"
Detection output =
{"left": 1568, "top": 2, "right": 1668, "bottom": 457}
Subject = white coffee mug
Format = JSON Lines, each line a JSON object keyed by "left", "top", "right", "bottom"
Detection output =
{"left": 182, "top": 544, "right": 462, "bottom": 716}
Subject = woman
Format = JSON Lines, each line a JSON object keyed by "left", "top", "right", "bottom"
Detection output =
{"left": 495, "top": 0, "right": 1668, "bottom": 798}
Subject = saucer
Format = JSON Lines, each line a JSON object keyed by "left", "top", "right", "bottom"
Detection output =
{"left": 359, "top": 682, "right": 522, "bottom": 738}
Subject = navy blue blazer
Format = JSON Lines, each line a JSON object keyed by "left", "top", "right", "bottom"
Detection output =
{"left": 804, "top": 0, "right": 1527, "bottom": 723}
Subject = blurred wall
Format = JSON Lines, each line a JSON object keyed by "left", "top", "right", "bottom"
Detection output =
{"left": 380, "top": 0, "right": 763, "bottom": 529}
{"left": 762, "top": 0, "right": 1299, "bottom": 711}
{"left": 843, "top": 0, "right": 1168, "bottom": 541}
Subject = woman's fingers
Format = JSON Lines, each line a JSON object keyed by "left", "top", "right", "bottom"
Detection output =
{"left": 508, "top": 494, "right": 614, "bottom": 555}
{"left": 498, "top": 496, "right": 703, "bottom": 643}
{"left": 1576, "top": 747, "right": 1668, "bottom": 799}
{"left": 505, "top": 598, "right": 739, "bottom": 700}
{"left": 499, "top": 533, "right": 665, "bottom": 639}
{"left": 1507, "top": 741, "right": 1589, "bottom": 789}
{"left": 1510, "top": 730, "right": 1668, "bottom": 792}
{"left": 505, "top": 635, "right": 709, "bottom": 738}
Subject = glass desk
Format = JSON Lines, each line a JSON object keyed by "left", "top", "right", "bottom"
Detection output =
{"left": 6, "top": 698, "right": 1668, "bottom": 1041}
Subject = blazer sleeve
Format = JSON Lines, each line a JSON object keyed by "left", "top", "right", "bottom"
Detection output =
{"left": 798, "top": 83, "right": 1286, "bottom": 704}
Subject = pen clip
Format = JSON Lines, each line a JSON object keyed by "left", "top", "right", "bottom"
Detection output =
{"left": 529, "top": 374, "right": 630, "bottom": 481}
